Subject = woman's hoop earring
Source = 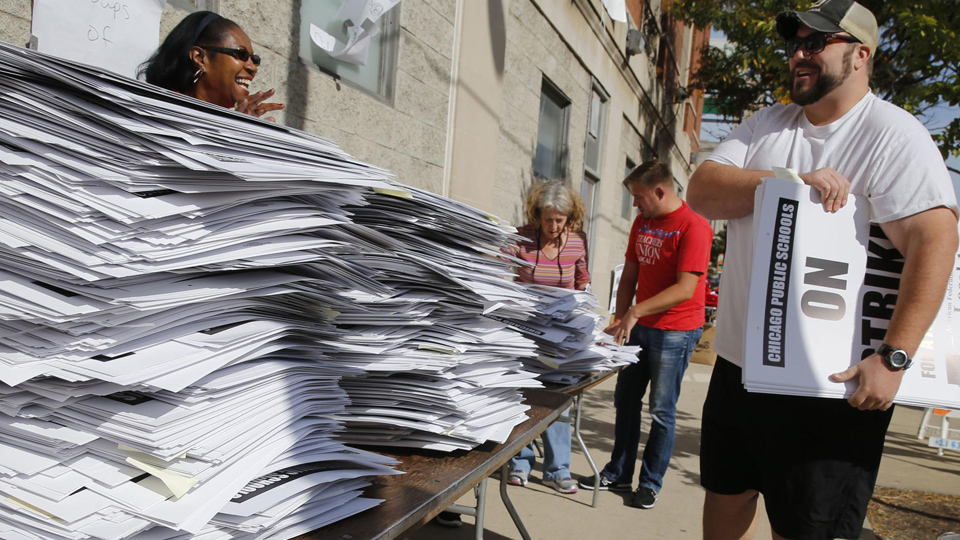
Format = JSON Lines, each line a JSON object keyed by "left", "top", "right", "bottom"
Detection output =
{"left": 192, "top": 68, "right": 204, "bottom": 85}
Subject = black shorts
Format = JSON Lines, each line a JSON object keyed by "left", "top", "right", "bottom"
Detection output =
{"left": 700, "top": 357, "right": 893, "bottom": 540}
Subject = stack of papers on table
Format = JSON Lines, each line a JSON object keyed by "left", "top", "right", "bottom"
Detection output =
{"left": 0, "top": 41, "right": 549, "bottom": 539}
{"left": 332, "top": 188, "right": 543, "bottom": 451}
{"left": 487, "top": 285, "right": 640, "bottom": 385}
{"left": 742, "top": 178, "right": 960, "bottom": 408}
{"left": 0, "top": 41, "right": 400, "bottom": 540}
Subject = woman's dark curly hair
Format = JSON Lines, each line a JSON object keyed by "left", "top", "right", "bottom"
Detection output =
{"left": 138, "top": 11, "right": 239, "bottom": 92}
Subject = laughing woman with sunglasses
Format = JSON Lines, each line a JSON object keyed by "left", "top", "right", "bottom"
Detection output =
{"left": 139, "top": 11, "right": 283, "bottom": 120}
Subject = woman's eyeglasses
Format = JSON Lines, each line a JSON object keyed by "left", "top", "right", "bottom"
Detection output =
{"left": 784, "top": 32, "right": 860, "bottom": 57}
{"left": 200, "top": 46, "right": 261, "bottom": 65}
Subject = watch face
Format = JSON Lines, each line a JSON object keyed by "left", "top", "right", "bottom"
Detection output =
{"left": 889, "top": 350, "right": 909, "bottom": 368}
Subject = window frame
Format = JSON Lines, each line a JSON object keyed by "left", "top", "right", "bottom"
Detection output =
{"left": 297, "top": 1, "right": 400, "bottom": 105}
{"left": 622, "top": 157, "right": 636, "bottom": 221}
{"left": 583, "top": 83, "right": 609, "bottom": 178}
{"left": 581, "top": 173, "right": 599, "bottom": 272}
{"left": 580, "top": 81, "right": 608, "bottom": 271}
{"left": 533, "top": 77, "right": 572, "bottom": 180}
{"left": 167, "top": 0, "right": 218, "bottom": 12}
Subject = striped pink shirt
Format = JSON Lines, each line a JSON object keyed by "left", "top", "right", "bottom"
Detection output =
{"left": 505, "top": 224, "right": 590, "bottom": 290}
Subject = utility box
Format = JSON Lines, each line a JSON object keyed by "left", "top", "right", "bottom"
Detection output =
{"left": 626, "top": 28, "right": 645, "bottom": 56}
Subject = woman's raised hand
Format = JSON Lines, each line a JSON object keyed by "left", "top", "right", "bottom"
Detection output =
{"left": 235, "top": 88, "right": 284, "bottom": 122}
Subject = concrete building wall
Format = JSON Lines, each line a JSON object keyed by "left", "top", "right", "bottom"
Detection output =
{"left": 213, "top": 0, "right": 455, "bottom": 197}
{"left": 0, "top": 0, "right": 709, "bottom": 312}
{"left": 445, "top": 0, "right": 508, "bottom": 214}
{"left": 493, "top": 0, "right": 592, "bottom": 225}
{"left": 0, "top": 0, "right": 29, "bottom": 47}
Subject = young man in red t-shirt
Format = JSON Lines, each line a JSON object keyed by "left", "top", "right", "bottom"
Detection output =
{"left": 578, "top": 159, "right": 712, "bottom": 509}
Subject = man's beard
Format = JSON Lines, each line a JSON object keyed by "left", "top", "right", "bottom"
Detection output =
{"left": 790, "top": 46, "right": 854, "bottom": 106}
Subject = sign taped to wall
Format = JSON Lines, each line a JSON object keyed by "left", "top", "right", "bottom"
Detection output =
{"left": 31, "top": 0, "right": 166, "bottom": 79}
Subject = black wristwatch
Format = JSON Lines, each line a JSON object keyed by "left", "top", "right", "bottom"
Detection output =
{"left": 878, "top": 343, "right": 912, "bottom": 370}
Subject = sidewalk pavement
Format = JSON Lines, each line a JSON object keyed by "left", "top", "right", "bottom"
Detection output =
{"left": 405, "top": 361, "right": 960, "bottom": 540}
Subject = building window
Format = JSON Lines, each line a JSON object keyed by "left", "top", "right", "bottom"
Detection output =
{"left": 581, "top": 83, "right": 607, "bottom": 257}
{"left": 298, "top": 1, "right": 400, "bottom": 103}
{"left": 581, "top": 175, "right": 598, "bottom": 238}
{"left": 656, "top": 35, "right": 669, "bottom": 83}
{"left": 584, "top": 86, "right": 608, "bottom": 177}
{"left": 622, "top": 158, "right": 636, "bottom": 220}
{"left": 167, "top": 0, "right": 218, "bottom": 11}
{"left": 534, "top": 78, "right": 571, "bottom": 180}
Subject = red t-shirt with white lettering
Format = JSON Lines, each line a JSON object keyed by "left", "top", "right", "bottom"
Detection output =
{"left": 625, "top": 201, "right": 713, "bottom": 331}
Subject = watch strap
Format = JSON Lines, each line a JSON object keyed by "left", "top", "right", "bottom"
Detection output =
{"left": 878, "top": 343, "right": 912, "bottom": 370}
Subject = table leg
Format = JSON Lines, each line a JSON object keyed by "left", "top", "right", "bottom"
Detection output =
{"left": 941, "top": 416, "right": 948, "bottom": 457}
{"left": 573, "top": 393, "right": 600, "bottom": 508}
{"left": 499, "top": 463, "right": 532, "bottom": 540}
{"left": 447, "top": 478, "right": 488, "bottom": 539}
{"left": 474, "top": 479, "right": 487, "bottom": 540}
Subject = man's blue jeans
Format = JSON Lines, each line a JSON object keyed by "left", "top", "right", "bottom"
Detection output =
{"left": 510, "top": 408, "right": 571, "bottom": 482}
{"left": 600, "top": 324, "right": 703, "bottom": 492}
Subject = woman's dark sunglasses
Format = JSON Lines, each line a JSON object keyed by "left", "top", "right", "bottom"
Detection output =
{"left": 784, "top": 32, "right": 860, "bottom": 57}
{"left": 200, "top": 46, "right": 261, "bottom": 65}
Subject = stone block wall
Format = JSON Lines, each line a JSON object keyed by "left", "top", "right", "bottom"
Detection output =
{"left": 195, "top": 0, "right": 455, "bottom": 194}
{"left": 0, "top": 0, "right": 30, "bottom": 48}
{"left": 494, "top": 0, "right": 592, "bottom": 225}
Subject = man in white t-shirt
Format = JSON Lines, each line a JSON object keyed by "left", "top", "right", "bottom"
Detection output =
{"left": 688, "top": 1, "right": 959, "bottom": 539}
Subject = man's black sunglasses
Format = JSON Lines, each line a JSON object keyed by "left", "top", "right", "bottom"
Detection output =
{"left": 785, "top": 32, "right": 860, "bottom": 57}
{"left": 200, "top": 46, "right": 261, "bottom": 65}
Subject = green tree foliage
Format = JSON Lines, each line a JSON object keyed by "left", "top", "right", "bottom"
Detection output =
{"left": 711, "top": 225, "right": 726, "bottom": 264}
{"left": 709, "top": 225, "right": 727, "bottom": 277}
{"left": 672, "top": 0, "right": 960, "bottom": 163}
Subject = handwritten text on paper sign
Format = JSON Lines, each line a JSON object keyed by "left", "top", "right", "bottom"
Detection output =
{"left": 31, "top": 0, "right": 164, "bottom": 78}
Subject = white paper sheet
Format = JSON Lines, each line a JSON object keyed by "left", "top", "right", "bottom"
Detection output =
{"left": 31, "top": 0, "right": 165, "bottom": 79}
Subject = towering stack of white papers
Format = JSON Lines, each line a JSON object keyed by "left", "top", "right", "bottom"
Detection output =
{"left": 487, "top": 285, "right": 640, "bottom": 385}
{"left": 0, "top": 35, "right": 628, "bottom": 538}
{"left": 0, "top": 40, "right": 552, "bottom": 539}
{"left": 0, "top": 41, "right": 413, "bottom": 540}
{"left": 743, "top": 178, "right": 960, "bottom": 408}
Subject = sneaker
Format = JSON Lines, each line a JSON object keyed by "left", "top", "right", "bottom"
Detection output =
{"left": 938, "top": 534, "right": 960, "bottom": 540}
{"left": 630, "top": 487, "right": 658, "bottom": 509}
{"left": 507, "top": 469, "right": 528, "bottom": 487}
{"left": 543, "top": 477, "right": 579, "bottom": 494}
{"left": 435, "top": 511, "right": 462, "bottom": 528}
{"left": 577, "top": 474, "right": 632, "bottom": 492}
